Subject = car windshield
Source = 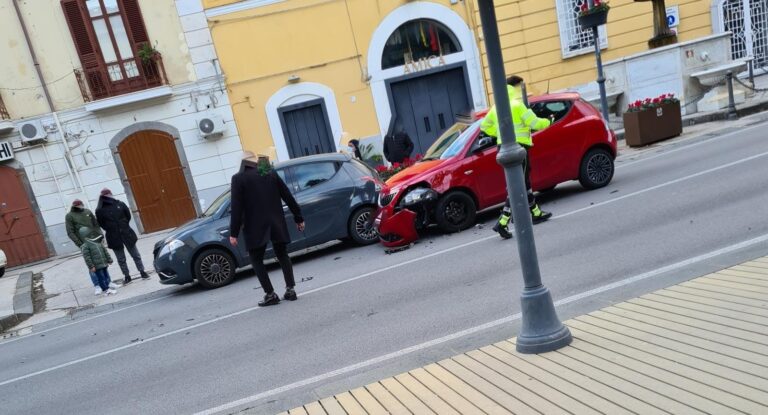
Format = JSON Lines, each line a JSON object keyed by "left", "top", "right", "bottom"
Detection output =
{"left": 202, "top": 190, "right": 230, "bottom": 217}
{"left": 422, "top": 122, "right": 480, "bottom": 161}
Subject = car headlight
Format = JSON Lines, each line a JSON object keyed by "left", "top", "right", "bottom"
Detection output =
{"left": 401, "top": 188, "right": 437, "bottom": 207}
{"left": 159, "top": 239, "right": 185, "bottom": 257}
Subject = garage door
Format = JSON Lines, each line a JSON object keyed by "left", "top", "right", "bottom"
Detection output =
{"left": 0, "top": 165, "right": 49, "bottom": 267}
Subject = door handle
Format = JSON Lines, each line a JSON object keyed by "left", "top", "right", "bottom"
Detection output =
{"left": 464, "top": 170, "right": 474, "bottom": 175}
{"left": 424, "top": 117, "right": 431, "bottom": 133}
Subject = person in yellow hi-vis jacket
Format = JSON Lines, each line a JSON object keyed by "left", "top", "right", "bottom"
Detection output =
{"left": 481, "top": 75, "right": 553, "bottom": 239}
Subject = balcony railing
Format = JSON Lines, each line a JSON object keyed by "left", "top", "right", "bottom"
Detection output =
{"left": 75, "top": 52, "right": 169, "bottom": 103}
{"left": 0, "top": 93, "right": 9, "bottom": 120}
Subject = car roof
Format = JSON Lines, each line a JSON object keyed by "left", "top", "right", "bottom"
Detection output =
{"left": 243, "top": 152, "right": 352, "bottom": 169}
{"left": 469, "top": 92, "right": 582, "bottom": 121}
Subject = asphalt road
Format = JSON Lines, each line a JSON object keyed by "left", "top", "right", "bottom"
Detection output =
{"left": 1, "top": 120, "right": 768, "bottom": 415}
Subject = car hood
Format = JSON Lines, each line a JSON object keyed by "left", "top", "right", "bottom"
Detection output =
{"left": 160, "top": 216, "right": 214, "bottom": 245}
{"left": 385, "top": 159, "right": 451, "bottom": 188}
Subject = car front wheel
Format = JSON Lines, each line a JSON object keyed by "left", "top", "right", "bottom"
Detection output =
{"left": 579, "top": 148, "right": 614, "bottom": 190}
{"left": 194, "top": 248, "right": 236, "bottom": 289}
{"left": 348, "top": 206, "right": 379, "bottom": 245}
{"left": 435, "top": 191, "right": 477, "bottom": 233}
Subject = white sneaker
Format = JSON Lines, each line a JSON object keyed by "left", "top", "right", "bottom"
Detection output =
{"left": 109, "top": 282, "right": 122, "bottom": 289}
{"left": 106, "top": 288, "right": 117, "bottom": 295}
{"left": 94, "top": 286, "right": 102, "bottom": 296}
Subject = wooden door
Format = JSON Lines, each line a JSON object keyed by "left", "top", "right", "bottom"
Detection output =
{"left": 279, "top": 99, "right": 336, "bottom": 158}
{"left": 0, "top": 166, "right": 49, "bottom": 267}
{"left": 118, "top": 131, "right": 196, "bottom": 233}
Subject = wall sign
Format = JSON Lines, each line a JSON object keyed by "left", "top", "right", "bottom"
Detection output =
{"left": 0, "top": 141, "right": 13, "bottom": 162}
{"left": 667, "top": 6, "right": 680, "bottom": 28}
{"left": 403, "top": 55, "right": 447, "bottom": 75}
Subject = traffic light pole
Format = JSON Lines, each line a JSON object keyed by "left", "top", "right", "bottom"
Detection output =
{"left": 476, "top": 0, "right": 572, "bottom": 354}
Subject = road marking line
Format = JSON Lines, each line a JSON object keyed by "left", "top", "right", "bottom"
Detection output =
{"left": 193, "top": 232, "right": 768, "bottom": 415}
{"left": 556, "top": 149, "right": 768, "bottom": 220}
{"left": 3, "top": 137, "right": 766, "bottom": 347}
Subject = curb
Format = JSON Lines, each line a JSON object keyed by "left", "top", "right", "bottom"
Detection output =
{"left": 615, "top": 99, "right": 768, "bottom": 142}
{"left": 0, "top": 272, "right": 34, "bottom": 332}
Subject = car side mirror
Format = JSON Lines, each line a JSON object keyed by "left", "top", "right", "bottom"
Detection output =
{"left": 473, "top": 136, "right": 495, "bottom": 153}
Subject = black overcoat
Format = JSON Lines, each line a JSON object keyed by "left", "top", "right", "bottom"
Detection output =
{"left": 229, "top": 168, "right": 303, "bottom": 251}
{"left": 95, "top": 196, "right": 139, "bottom": 250}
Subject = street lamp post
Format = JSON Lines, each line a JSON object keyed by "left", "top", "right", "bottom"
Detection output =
{"left": 476, "top": 0, "right": 572, "bottom": 354}
{"left": 588, "top": 0, "right": 610, "bottom": 122}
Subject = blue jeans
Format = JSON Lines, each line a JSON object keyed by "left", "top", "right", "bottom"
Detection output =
{"left": 93, "top": 268, "right": 112, "bottom": 292}
{"left": 90, "top": 271, "right": 111, "bottom": 287}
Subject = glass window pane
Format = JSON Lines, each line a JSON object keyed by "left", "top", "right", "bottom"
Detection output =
{"left": 86, "top": 0, "right": 102, "bottom": 17}
{"left": 124, "top": 60, "right": 139, "bottom": 78}
{"left": 92, "top": 18, "right": 117, "bottom": 62}
{"left": 107, "top": 64, "right": 123, "bottom": 81}
{"left": 104, "top": 0, "right": 119, "bottom": 14}
{"left": 293, "top": 163, "right": 338, "bottom": 191}
{"left": 382, "top": 19, "right": 461, "bottom": 69}
{"left": 109, "top": 16, "right": 134, "bottom": 59}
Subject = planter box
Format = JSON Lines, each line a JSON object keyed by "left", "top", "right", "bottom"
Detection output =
{"left": 578, "top": 9, "right": 608, "bottom": 29}
{"left": 623, "top": 101, "right": 682, "bottom": 147}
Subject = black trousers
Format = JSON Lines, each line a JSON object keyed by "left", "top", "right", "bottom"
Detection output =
{"left": 503, "top": 146, "right": 536, "bottom": 210}
{"left": 249, "top": 243, "right": 296, "bottom": 295}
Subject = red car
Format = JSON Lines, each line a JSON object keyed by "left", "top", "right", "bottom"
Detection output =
{"left": 375, "top": 93, "right": 618, "bottom": 248}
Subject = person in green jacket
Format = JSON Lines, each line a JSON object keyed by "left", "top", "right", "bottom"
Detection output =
{"left": 65, "top": 200, "right": 118, "bottom": 295}
{"left": 480, "top": 75, "right": 553, "bottom": 239}
{"left": 79, "top": 227, "right": 117, "bottom": 296}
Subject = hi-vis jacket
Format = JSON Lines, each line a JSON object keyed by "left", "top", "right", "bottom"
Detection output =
{"left": 480, "top": 85, "right": 551, "bottom": 147}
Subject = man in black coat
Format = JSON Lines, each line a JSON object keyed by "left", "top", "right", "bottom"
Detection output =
{"left": 383, "top": 126, "right": 415, "bottom": 164}
{"left": 229, "top": 156, "right": 305, "bottom": 307}
{"left": 95, "top": 188, "right": 151, "bottom": 284}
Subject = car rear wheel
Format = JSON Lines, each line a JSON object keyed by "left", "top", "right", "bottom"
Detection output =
{"left": 435, "top": 191, "right": 477, "bottom": 233}
{"left": 348, "top": 206, "right": 379, "bottom": 245}
{"left": 194, "top": 248, "right": 236, "bottom": 289}
{"left": 579, "top": 148, "right": 614, "bottom": 190}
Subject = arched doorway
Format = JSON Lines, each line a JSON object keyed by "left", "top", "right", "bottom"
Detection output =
{"left": 384, "top": 19, "right": 472, "bottom": 155}
{"left": 117, "top": 130, "right": 196, "bottom": 233}
{"left": 367, "top": 3, "right": 486, "bottom": 157}
{"left": 0, "top": 165, "right": 49, "bottom": 267}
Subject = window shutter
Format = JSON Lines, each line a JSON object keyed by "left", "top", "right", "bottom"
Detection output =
{"left": 119, "top": 0, "right": 150, "bottom": 46}
{"left": 61, "top": 0, "right": 98, "bottom": 68}
{"left": 61, "top": 0, "right": 109, "bottom": 98}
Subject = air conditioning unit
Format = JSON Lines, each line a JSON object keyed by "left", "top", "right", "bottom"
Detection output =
{"left": 198, "top": 114, "right": 225, "bottom": 138}
{"left": 18, "top": 120, "right": 48, "bottom": 145}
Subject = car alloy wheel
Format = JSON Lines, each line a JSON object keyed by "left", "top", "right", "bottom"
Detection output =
{"left": 194, "top": 248, "right": 235, "bottom": 289}
{"left": 579, "top": 148, "right": 615, "bottom": 190}
{"left": 348, "top": 206, "right": 379, "bottom": 245}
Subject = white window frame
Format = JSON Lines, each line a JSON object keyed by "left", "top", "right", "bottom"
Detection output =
{"left": 555, "top": 0, "right": 609, "bottom": 59}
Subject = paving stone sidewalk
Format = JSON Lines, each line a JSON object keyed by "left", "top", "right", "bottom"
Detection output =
{"left": 281, "top": 256, "right": 768, "bottom": 415}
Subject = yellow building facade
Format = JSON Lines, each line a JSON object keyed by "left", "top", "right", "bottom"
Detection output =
{"left": 203, "top": 0, "right": 752, "bottom": 160}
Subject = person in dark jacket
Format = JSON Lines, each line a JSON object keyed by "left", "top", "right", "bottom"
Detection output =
{"left": 79, "top": 227, "right": 116, "bottom": 296}
{"left": 383, "top": 122, "right": 415, "bottom": 164}
{"left": 65, "top": 199, "right": 118, "bottom": 294}
{"left": 229, "top": 156, "right": 305, "bottom": 307}
{"left": 95, "top": 189, "right": 151, "bottom": 285}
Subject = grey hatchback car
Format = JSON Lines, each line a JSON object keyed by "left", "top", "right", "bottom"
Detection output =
{"left": 153, "top": 153, "right": 381, "bottom": 289}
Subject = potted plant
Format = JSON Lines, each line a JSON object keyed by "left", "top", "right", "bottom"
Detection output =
{"left": 623, "top": 93, "right": 682, "bottom": 147}
{"left": 578, "top": 0, "right": 610, "bottom": 29}
{"left": 138, "top": 42, "right": 159, "bottom": 64}
{"left": 359, "top": 143, "right": 386, "bottom": 170}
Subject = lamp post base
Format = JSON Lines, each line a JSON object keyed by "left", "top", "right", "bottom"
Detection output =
{"left": 516, "top": 285, "right": 573, "bottom": 354}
